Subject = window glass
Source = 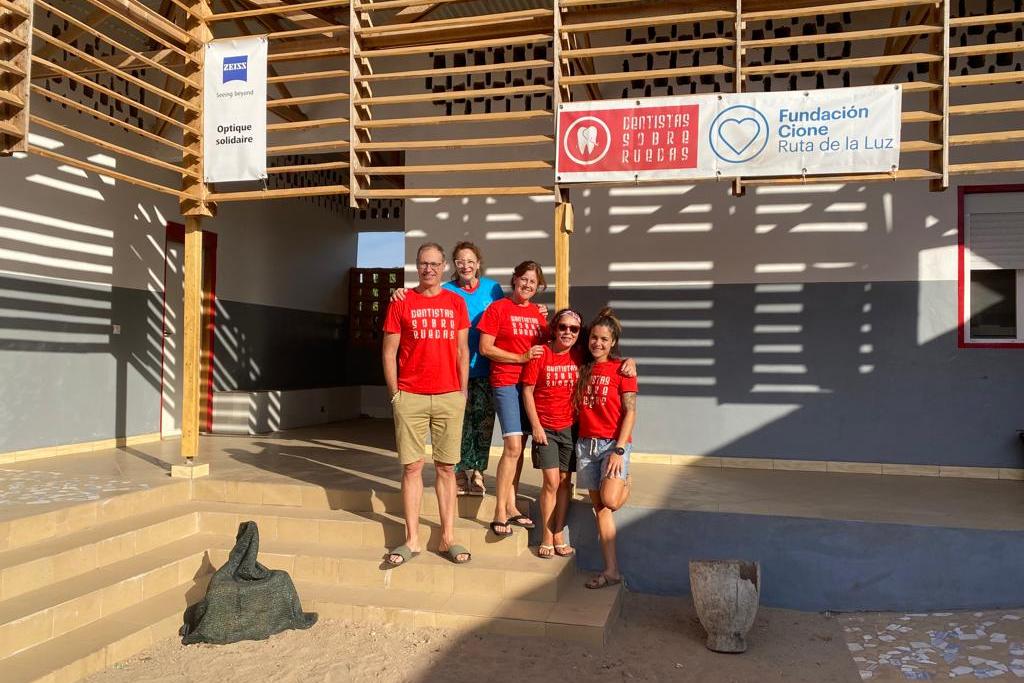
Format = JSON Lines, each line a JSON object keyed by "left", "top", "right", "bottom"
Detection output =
{"left": 969, "top": 269, "right": 1017, "bottom": 339}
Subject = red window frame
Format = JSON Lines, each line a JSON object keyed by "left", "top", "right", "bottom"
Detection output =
{"left": 958, "top": 184, "right": 1024, "bottom": 349}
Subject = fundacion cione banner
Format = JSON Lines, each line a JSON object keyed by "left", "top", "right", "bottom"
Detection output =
{"left": 556, "top": 85, "right": 902, "bottom": 183}
{"left": 203, "top": 36, "right": 268, "bottom": 183}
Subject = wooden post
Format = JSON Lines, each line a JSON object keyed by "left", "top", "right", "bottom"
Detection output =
{"left": 0, "top": 0, "right": 33, "bottom": 155}
{"left": 176, "top": 0, "right": 212, "bottom": 472}
{"left": 732, "top": 0, "right": 745, "bottom": 197}
{"left": 181, "top": 216, "right": 204, "bottom": 461}
{"left": 554, "top": 191, "right": 573, "bottom": 311}
{"left": 929, "top": 0, "right": 950, "bottom": 191}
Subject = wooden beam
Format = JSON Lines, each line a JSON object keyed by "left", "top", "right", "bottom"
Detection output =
{"left": 354, "top": 110, "right": 551, "bottom": 129}
{"left": 554, "top": 196, "right": 573, "bottom": 311}
{"left": 354, "top": 186, "right": 553, "bottom": 198}
{"left": 876, "top": 5, "right": 930, "bottom": 85}
{"left": 0, "top": 0, "right": 31, "bottom": 155}
{"left": 208, "top": 184, "right": 349, "bottom": 201}
{"left": 181, "top": 216, "right": 203, "bottom": 460}
{"left": 928, "top": 0, "right": 949, "bottom": 191}
{"left": 391, "top": 2, "right": 440, "bottom": 23}
{"left": 180, "top": 0, "right": 212, "bottom": 218}
{"left": 27, "top": 145, "right": 183, "bottom": 196}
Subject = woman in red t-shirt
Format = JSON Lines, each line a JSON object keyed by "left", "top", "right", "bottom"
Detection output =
{"left": 478, "top": 261, "right": 548, "bottom": 537}
{"left": 522, "top": 308, "right": 585, "bottom": 558}
{"left": 573, "top": 307, "right": 638, "bottom": 589}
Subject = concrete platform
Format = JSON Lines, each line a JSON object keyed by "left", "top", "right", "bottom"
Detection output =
{"left": 2, "top": 417, "right": 1023, "bottom": 617}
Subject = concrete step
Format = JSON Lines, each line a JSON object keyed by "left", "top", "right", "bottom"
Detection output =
{"left": 0, "top": 506, "right": 199, "bottom": 601}
{"left": 204, "top": 534, "right": 575, "bottom": 602}
{"left": 296, "top": 577, "right": 623, "bottom": 646}
{"left": 193, "top": 478, "right": 534, "bottom": 523}
{"left": 0, "top": 536, "right": 211, "bottom": 659}
{"left": 1, "top": 581, "right": 204, "bottom": 683}
{"left": 196, "top": 501, "right": 531, "bottom": 559}
{"left": 0, "top": 483, "right": 190, "bottom": 553}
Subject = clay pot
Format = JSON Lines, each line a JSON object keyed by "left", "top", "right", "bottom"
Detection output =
{"left": 688, "top": 559, "right": 761, "bottom": 653}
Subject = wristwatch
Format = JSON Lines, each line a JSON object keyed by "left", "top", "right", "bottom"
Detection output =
{"left": 612, "top": 446, "right": 625, "bottom": 455}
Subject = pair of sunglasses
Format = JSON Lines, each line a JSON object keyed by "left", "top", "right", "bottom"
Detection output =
{"left": 557, "top": 323, "right": 581, "bottom": 333}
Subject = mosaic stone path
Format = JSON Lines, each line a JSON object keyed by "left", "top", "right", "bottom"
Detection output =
{"left": 841, "top": 610, "right": 1024, "bottom": 680}
{"left": 0, "top": 468, "right": 150, "bottom": 505}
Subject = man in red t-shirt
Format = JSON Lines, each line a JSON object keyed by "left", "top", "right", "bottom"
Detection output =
{"left": 382, "top": 243, "right": 471, "bottom": 567}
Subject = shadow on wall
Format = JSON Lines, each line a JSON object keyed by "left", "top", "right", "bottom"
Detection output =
{"left": 407, "top": 181, "right": 1024, "bottom": 469}
{"left": 0, "top": 154, "right": 172, "bottom": 453}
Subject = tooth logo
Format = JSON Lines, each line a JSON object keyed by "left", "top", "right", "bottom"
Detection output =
{"left": 577, "top": 125, "right": 598, "bottom": 156}
{"left": 562, "top": 116, "right": 611, "bottom": 166}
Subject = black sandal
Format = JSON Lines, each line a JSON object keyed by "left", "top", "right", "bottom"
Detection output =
{"left": 489, "top": 520, "right": 513, "bottom": 537}
{"left": 507, "top": 514, "right": 535, "bottom": 530}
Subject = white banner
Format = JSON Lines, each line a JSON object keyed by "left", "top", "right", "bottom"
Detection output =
{"left": 556, "top": 85, "right": 903, "bottom": 183}
{"left": 203, "top": 36, "right": 267, "bottom": 183}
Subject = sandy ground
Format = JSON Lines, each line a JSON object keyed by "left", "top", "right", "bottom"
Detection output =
{"left": 83, "top": 593, "right": 858, "bottom": 683}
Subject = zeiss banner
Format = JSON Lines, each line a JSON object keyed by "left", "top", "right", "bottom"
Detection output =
{"left": 556, "top": 85, "right": 902, "bottom": 183}
{"left": 203, "top": 36, "right": 267, "bottom": 183}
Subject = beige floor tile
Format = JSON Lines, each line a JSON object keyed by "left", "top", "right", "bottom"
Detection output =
{"left": 261, "top": 483, "right": 304, "bottom": 507}
{"left": 939, "top": 465, "right": 1000, "bottom": 479}
{"left": 0, "top": 609, "right": 53, "bottom": 658}
{"left": 278, "top": 516, "right": 320, "bottom": 542}
{"left": 193, "top": 479, "right": 227, "bottom": 502}
{"left": 504, "top": 570, "right": 558, "bottom": 602}
{"left": 319, "top": 519, "right": 364, "bottom": 545}
{"left": 52, "top": 544, "right": 98, "bottom": 582}
{"left": 2, "top": 556, "right": 55, "bottom": 599}
{"left": 773, "top": 459, "right": 829, "bottom": 472}
{"left": 52, "top": 591, "right": 104, "bottom": 637}
{"left": 105, "top": 626, "right": 154, "bottom": 666}
{"left": 545, "top": 622, "right": 604, "bottom": 646}
{"left": 142, "top": 563, "right": 181, "bottom": 599}
{"left": 490, "top": 617, "right": 546, "bottom": 638}
{"left": 52, "top": 649, "right": 106, "bottom": 683}
{"left": 100, "top": 576, "right": 143, "bottom": 616}
{"left": 722, "top": 457, "right": 774, "bottom": 470}
{"left": 9, "top": 512, "right": 57, "bottom": 548}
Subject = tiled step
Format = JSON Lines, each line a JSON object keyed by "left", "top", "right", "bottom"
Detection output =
{"left": 296, "top": 578, "right": 622, "bottom": 646}
{"left": 193, "top": 479, "right": 533, "bottom": 523}
{"left": 0, "top": 536, "right": 211, "bottom": 659}
{"left": 1, "top": 580, "right": 206, "bottom": 683}
{"left": 204, "top": 535, "right": 575, "bottom": 602}
{"left": 196, "top": 501, "right": 531, "bottom": 558}
{"left": 0, "top": 505, "right": 198, "bottom": 600}
{"left": 0, "top": 483, "right": 190, "bottom": 553}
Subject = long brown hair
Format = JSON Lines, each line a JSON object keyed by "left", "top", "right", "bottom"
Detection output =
{"left": 572, "top": 307, "right": 623, "bottom": 410}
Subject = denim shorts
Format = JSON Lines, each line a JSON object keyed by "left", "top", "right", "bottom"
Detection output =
{"left": 492, "top": 383, "right": 529, "bottom": 437}
{"left": 575, "top": 437, "right": 631, "bottom": 491}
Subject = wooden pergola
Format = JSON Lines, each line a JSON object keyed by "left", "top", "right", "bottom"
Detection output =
{"left": 1, "top": 0, "right": 1021, "bottom": 467}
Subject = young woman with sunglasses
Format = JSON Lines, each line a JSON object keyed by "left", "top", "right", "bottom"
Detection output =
{"left": 573, "top": 307, "right": 637, "bottom": 589}
{"left": 521, "top": 309, "right": 586, "bottom": 559}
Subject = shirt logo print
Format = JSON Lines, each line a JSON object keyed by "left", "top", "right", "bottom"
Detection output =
{"left": 410, "top": 306, "right": 457, "bottom": 340}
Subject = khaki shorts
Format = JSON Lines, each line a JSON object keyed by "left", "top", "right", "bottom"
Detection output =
{"left": 392, "top": 390, "right": 466, "bottom": 465}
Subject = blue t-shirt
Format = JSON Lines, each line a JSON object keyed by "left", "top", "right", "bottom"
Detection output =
{"left": 443, "top": 277, "right": 504, "bottom": 379}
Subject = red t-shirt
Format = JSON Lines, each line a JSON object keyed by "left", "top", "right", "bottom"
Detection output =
{"left": 521, "top": 346, "right": 582, "bottom": 430}
{"left": 382, "top": 289, "right": 469, "bottom": 395}
{"left": 476, "top": 297, "right": 548, "bottom": 387}
{"left": 578, "top": 359, "right": 638, "bottom": 441}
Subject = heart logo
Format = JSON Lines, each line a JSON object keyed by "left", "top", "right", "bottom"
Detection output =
{"left": 577, "top": 125, "right": 598, "bottom": 156}
{"left": 718, "top": 117, "right": 762, "bottom": 156}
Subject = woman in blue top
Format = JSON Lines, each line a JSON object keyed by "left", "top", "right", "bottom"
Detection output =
{"left": 443, "top": 242, "right": 504, "bottom": 495}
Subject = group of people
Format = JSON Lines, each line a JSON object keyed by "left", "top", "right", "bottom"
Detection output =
{"left": 381, "top": 241, "right": 638, "bottom": 589}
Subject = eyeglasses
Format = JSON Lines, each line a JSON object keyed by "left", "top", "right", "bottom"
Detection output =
{"left": 454, "top": 259, "right": 478, "bottom": 267}
{"left": 417, "top": 261, "right": 443, "bottom": 271}
{"left": 557, "top": 324, "right": 580, "bottom": 333}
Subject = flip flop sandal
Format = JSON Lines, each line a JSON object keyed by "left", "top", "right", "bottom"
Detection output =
{"left": 537, "top": 544, "right": 555, "bottom": 559}
{"left": 585, "top": 573, "right": 623, "bottom": 590}
{"left": 489, "top": 521, "right": 513, "bottom": 537}
{"left": 507, "top": 514, "right": 535, "bottom": 530}
{"left": 469, "top": 470, "right": 486, "bottom": 496}
{"left": 384, "top": 544, "right": 419, "bottom": 568}
{"left": 554, "top": 543, "right": 575, "bottom": 557}
{"left": 440, "top": 544, "right": 472, "bottom": 564}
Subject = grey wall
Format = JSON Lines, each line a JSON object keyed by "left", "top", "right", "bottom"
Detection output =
{"left": 0, "top": 274, "right": 161, "bottom": 452}
{"left": 213, "top": 298, "right": 347, "bottom": 392}
{"left": 566, "top": 280, "right": 1024, "bottom": 469}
